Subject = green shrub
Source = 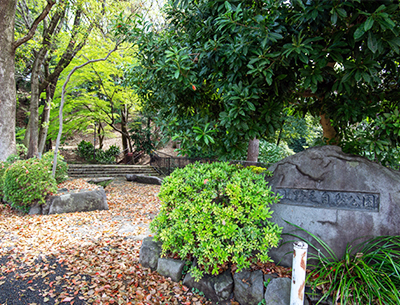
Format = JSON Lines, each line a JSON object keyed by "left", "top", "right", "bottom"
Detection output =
{"left": 286, "top": 222, "right": 400, "bottom": 305}
{"left": 248, "top": 165, "right": 268, "bottom": 174}
{"left": 0, "top": 155, "right": 20, "bottom": 199}
{"left": 77, "top": 140, "right": 95, "bottom": 161}
{"left": 41, "top": 151, "right": 69, "bottom": 184}
{"left": 95, "top": 145, "right": 120, "bottom": 164}
{"left": 150, "top": 162, "right": 282, "bottom": 281}
{"left": 3, "top": 158, "right": 57, "bottom": 212}
{"left": 77, "top": 140, "right": 120, "bottom": 164}
{"left": 6, "top": 154, "right": 21, "bottom": 163}
{"left": 258, "top": 141, "right": 294, "bottom": 164}
{"left": 0, "top": 162, "right": 11, "bottom": 199}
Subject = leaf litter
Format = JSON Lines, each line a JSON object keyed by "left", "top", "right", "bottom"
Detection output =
{"left": 0, "top": 178, "right": 214, "bottom": 305}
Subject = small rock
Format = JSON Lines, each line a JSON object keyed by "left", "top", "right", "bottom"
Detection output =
{"left": 29, "top": 203, "right": 42, "bottom": 215}
{"left": 126, "top": 174, "right": 162, "bottom": 185}
{"left": 183, "top": 269, "right": 233, "bottom": 302}
{"left": 157, "top": 258, "right": 186, "bottom": 282}
{"left": 139, "top": 237, "right": 162, "bottom": 270}
{"left": 264, "top": 277, "right": 291, "bottom": 305}
{"left": 233, "top": 269, "right": 264, "bottom": 305}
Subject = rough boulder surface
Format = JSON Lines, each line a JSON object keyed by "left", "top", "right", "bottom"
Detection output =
{"left": 182, "top": 269, "right": 233, "bottom": 302}
{"left": 266, "top": 146, "right": 400, "bottom": 266}
{"left": 29, "top": 188, "right": 108, "bottom": 215}
{"left": 233, "top": 270, "right": 264, "bottom": 305}
{"left": 156, "top": 258, "right": 186, "bottom": 282}
{"left": 264, "top": 277, "right": 292, "bottom": 305}
{"left": 139, "top": 237, "right": 162, "bottom": 270}
{"left": 126, "top": 174, "right": 162, "bottom": 185}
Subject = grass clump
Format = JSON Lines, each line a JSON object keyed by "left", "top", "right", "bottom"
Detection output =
{"left": 286, "top": 222, "right": 400, "bottom": 305}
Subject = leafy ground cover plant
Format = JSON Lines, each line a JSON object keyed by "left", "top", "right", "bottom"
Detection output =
{"left": 3, "top": 158, "right": 58, "bottom": 212}
{"left": 150, "top": 162, "right": 282, "bottom": 281}
{"left": 285, "top": 222, "right": 400, "bottom": 305}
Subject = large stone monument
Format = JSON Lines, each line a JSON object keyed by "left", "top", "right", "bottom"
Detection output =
{"left": 266, "top": 145, "right": 400, "bottom": 266}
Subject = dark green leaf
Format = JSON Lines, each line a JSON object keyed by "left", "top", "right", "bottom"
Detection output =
{"left": 354, "top": 27, "right": 365, "bottom": 40}
{"left": 367, "top": 31, "right": 378, "bottom": 53}
{"left": 364, "top": 17, "right": 374, "bottom": 31}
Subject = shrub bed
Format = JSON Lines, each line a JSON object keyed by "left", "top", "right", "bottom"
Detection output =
{"left": 77, "top": 140, "right": 120, "bottom": 164}
{"left": 150, "top": 162, "right": 282, "bottom": 281}
{"left": 1, "top": 152, "right": 68, "bottom": 212}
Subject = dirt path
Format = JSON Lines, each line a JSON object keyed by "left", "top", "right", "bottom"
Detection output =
{"left": 0, "top": 178, "right": 216, "bottom": 305}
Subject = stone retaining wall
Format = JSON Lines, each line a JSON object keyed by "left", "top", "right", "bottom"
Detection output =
{"left": 139, "top": 237, "right": 332, "bottom": 305}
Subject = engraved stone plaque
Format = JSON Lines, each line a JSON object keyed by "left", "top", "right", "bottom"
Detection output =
{"left": 276, "top": 188, "right": 379, "bottom": 212}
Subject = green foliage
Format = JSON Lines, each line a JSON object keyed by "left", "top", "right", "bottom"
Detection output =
{"left": 150, "top": 162, "right": 282, "bottom": 281}
{"left": 77, "top": 140, "right": 95, "bottom": 161}
{"left": 77, "top": 141, "right": 120, "bottom": 164}
{"left": 121, "top": 0, "right": 400, "bottom": 159}
{"left": 47, "top": 40, "right": 140, "bottom": 147}
{"left": 248, "top": 166, "right": 268, "bottom": 175}
{"left": 3, "top": 158, "right": 57, "bottom": 212}
{"left": 0, "top": 163, "right": 11, "bottom": 200}
{"left": 258, "top": 141, "right": 294, "bottom": 164}
{"left": 341, "top": 108, "right": 400, "bottom": 169}
{"left": 286, "top": 222, "right": 400, "bottom": 305}
{"left": 16, "top": 143, "right": 28, "bottom": 159}
{"left": 6, "top": 154, "right": 21, "bottom": 164}
{"left": 1, "top": 156, "right": 21, "bottom": 199}
{"left": 129, "top": 116, "right": 161, "bottom": 155}
{"left": 41, "top": 151, "right": 69, "bottom": 184}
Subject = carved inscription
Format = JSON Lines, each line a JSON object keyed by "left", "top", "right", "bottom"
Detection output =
{"left": 276, "top": 188, "right": 379, "bottom": 212}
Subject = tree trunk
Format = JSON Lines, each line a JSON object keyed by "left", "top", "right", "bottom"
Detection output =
{"left": 38, "top": 83, "right": 55, "bottom": 155}
{"left": 0, "top": 0, "right": 17, "bottom": 161}
{"left": 320, "top": 113, "right": 339, "bottom": 145}
{"left": 120, "top": 107, "right": 129, "bottom": 152}
{"left": 97, "top": 122, "right": 104, "bottom": 149}
{"left": 27, "top": 47, "right": 48, "bottom": 158}
{"left": 23, "top": 116, "right": 31, "bottom": 149}
{"left": 247, "top": 138, "right": 260, "bottom": 163}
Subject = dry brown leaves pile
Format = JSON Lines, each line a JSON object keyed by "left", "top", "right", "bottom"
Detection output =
{"left": 0, "top": 178, "right": 212, "bottom": 305}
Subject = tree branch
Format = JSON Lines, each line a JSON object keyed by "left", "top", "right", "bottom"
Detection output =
{"left": 13, "top": 0, "right": 57, "bottom": 50}
{"left": 52, "top": 44, "right": 121, "bottom": 176}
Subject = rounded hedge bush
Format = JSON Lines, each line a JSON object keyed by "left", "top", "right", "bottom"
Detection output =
{"left": 41, "top": 151, "right": 69, "bottom": 184}
{"left": 150, "top": 162, "right": 282, "bottom": 281}
{"left": 3, "top": 158, "right": 57, "bottom": 212}
{"left": 0, "top": 155, "right": 20, "bottom": 199}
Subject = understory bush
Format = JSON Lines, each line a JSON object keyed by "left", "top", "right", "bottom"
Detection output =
{"left": 41, "top": 151, "right": 69, "bottom": 184}
{"left": 0, "top": 155, "right": 21, "bottom": 199}
{"left": 258, "top": 141, "right": 294, "bottom": 164}
{"left": 3, "top": 158, "right": 57, "bottom": 212}
{"left": 286, "top": 222, "right": 400, "bottom": 305}
{"left": 77, "top": 140, "right": 120, "bottom": 164}
{"left": 150, "top": 162, "right": 282, "bottom": 281}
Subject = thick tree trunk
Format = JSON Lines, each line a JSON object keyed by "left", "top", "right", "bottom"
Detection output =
{"left": 0, "top": 0, "right": 17, "bottom": 161}
{"left": 320, "top": 113, "right": 339, "bottom": 145}
{"left": 247, "top": 138, "right": 260, "bottom": 163}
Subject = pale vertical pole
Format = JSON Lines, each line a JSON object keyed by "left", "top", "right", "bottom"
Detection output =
{"left": 290, "top": 241, "right": 308, "bottom": 305}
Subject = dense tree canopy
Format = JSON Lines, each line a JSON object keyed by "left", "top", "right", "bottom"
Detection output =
{"left": 124, "top": 0, "right": 400, "bottom": 162}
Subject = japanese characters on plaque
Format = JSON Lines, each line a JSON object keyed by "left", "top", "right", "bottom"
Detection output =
{"left": 276, "top": 188, "right": 380, "bottom": 212}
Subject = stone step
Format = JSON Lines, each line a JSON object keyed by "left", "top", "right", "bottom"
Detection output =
{"left": 67, "top": 164, "right": 161, "bottom": 178}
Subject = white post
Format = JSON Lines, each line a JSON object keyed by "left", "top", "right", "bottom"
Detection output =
{"left": 290, "top": 241, "right": 308, "bottom": 305}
